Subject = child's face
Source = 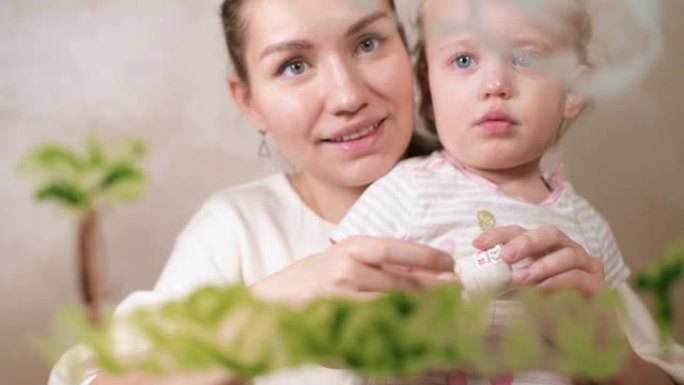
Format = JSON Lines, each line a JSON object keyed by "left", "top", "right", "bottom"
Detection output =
{"left": 423, "top": 0, "right": 584, "bottom": 172}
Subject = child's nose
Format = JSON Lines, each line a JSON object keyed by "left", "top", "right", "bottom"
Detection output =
{"left": 479, "top": 65, "right": 513, "bottom": 100}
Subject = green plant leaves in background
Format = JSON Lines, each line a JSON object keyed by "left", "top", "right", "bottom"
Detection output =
{"left": 18, "top": 137, "right": 148, "bottom": 211}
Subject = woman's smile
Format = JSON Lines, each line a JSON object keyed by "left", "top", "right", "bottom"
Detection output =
{"left": 322, "top": 117, "right": 386, "bottom": 154}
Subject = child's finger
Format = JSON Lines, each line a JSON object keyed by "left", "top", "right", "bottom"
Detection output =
{"left": 535, "top": 269, "right": 607, "bottom": 297}
{"left": 511, "top": 247, "right": 604, "bottom": 285}
{"left": 498, "top": 225, "right": 579, "bottom": 264}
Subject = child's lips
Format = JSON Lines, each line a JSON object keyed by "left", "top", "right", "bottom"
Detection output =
{"left": 474, "top": 111, "right": 518, "bottom": 135}
{"left": 475, "top": 110, "right": 518, "bottom": 126}
{"left": 478, "top": 120, "right": 515, "bottom": 133}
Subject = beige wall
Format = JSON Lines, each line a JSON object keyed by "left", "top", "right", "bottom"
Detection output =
{"left": 1, "top": 1, "right": 682, "bottom": 384}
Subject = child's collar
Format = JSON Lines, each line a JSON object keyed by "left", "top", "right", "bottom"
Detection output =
{"left": 439, "top": 150, "right": 565, "bottom": 206}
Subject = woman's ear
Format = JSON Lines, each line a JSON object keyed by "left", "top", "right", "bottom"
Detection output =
{"left": 228, "top": 74, "right": 268, "bottom": 133}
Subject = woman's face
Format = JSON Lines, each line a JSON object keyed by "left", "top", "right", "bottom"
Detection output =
{"left": 232, "top": 0, "right": 414, "bottom": 188}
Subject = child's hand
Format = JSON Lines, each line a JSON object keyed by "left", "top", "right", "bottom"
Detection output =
{"left": 472, "top": 225, "right": 607, "bottom": 297}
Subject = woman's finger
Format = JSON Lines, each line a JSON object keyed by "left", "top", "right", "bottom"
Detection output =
{"left": 343, "top": 236, "right": 454, "bottom": 272}
{"left": 93, "top": 371, "right": 240, "bottom": 385}
{"left": 361, "top": 266, "right": 456, "bottom": 292}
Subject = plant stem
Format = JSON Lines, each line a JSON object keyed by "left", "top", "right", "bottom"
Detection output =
{"left": 78, "top": 210, "right": 106, "bottom": 323}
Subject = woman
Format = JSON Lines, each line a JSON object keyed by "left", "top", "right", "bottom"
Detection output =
{"left": 55, "top": 1, "right": 452, "bottom": 384}
{"left": 52, "top": 0, "right": 681, "bottom": 384}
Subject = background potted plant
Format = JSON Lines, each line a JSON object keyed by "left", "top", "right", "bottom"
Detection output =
{"left": 19, "top": 137, "right": 147, "bottom": 323}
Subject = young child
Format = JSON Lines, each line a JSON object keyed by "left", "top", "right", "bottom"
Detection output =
{"left": 332, "top": 0, "right": 631, "bottom": 383}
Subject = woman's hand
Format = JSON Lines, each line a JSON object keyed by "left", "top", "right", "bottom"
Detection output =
{"left": 91, "top": 371, "right": 242, "bottom": 385}
{"left": 250, "top": 236, "right": 457, "bottom": 306}
{"left": 473, "top": 225, "right": 607, "bottom": 297}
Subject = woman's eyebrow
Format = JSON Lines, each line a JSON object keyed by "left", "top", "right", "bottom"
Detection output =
{"left": 259, "top": 11, "right": 388, "bottom": 60}
{"left": 346, "top": 11, "right": 389, "bottom": 36}
{"left": 260, "top": 40, "right": 314, "bottom": 60}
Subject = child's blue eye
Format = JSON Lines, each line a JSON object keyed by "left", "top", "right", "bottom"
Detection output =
{"left": 512, "top": 51, "right": 543, "bottom": 68}
{"left": 453, "top": 54, "right": 476, "bottom": 69}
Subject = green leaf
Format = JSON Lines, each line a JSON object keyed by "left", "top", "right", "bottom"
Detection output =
{"left": 126, "top": 138, "right": 147, "bottom": 160}
{"left": 99, "top": 163, "right": 145, "bottom": 189}
{"left": 19, "top": 143, "right": 84, "bottom": 176}
{"left": 109, "top": 138, "right": 147, "bottom": 163}
{"left": 85, "top": 138, "right": 106, "bottom": 167}
{"left": 98, "top": 163, "right": 147, "bottom": 201}
{"left": 35, "top": 182, "right": 90, "bottom": 209}
{"left": 634, "top": 271, "right": 657, "bottom": 291}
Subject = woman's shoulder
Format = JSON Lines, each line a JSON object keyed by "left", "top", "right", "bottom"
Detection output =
{"left": 183, "top": 173, "right": 295, "bottom": 232}
{"left": 208, "top": 173, "right": 292, "bottom": 208}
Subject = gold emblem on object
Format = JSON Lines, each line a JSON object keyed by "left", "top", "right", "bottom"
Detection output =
{"left": 477, "top": 210, "right": 496, "bottom": 231}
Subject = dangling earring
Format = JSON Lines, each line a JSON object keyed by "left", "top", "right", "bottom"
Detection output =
{"left": 258, "top": 130, "right": 271, "bottom": 158}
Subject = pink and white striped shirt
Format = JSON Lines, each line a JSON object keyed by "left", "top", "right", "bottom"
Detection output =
{"left": 331, "top": 151, "right": 631, "bottom": 385}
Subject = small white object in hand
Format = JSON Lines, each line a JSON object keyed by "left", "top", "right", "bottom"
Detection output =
{"left": 456, "top": 211, "right": 513, "bottom": 296}
{"left": 457, "top": 243, "right": 513, "bottom": 295}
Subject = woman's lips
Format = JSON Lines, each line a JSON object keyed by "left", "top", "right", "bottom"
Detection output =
{"left": 324, "top": 118, "right": 386, "bottom": 143}
{"left": 323, "top": 118, "right": 386, "bottom": 154}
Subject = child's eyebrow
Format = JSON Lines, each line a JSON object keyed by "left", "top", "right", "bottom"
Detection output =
{"left": 509, "top": 35, "right": 556, "bottom": 51}
{"left": 435, "top": 36, "right": 476, "bottom": 53}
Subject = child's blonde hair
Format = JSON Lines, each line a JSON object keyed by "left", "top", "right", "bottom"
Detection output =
{"left": 415, "top": 0, "right": 593, "bottom": 137}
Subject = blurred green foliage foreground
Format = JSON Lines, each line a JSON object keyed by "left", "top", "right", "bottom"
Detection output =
{"left": 635, "top": 239, "right": 684, "bottom": 345}
{"left": 58, "top": 285, "right": 628, "bottom": 382}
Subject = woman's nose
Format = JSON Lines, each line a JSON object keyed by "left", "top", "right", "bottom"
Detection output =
{"left": 324, "top": 58, "right": 369, "bottom": 115}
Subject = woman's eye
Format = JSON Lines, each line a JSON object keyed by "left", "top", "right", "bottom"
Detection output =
{"left": 453, "top": 54, "right": 476, "bottom": 69}
{"left": 512, "top": 51, "right": 543, "bottom": 68}
{"left": 355, "top": 36, "right": 381, "bottom": 54}
{"left": 280, "top": 60, "right": 309, "bottom": 76}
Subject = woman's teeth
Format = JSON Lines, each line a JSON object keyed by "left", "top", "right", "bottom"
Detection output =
{"left": 331, "top": 122, "right": 380, "bottom": 143}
